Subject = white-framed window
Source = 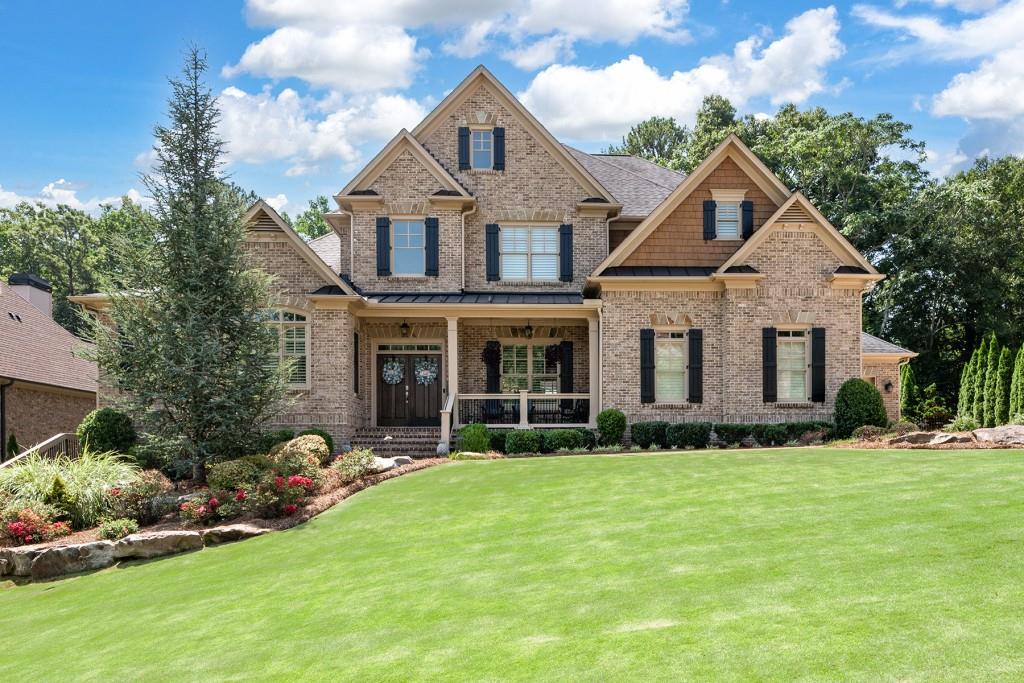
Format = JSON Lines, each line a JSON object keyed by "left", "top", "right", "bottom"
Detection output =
{"left": 500, "top": 225, "right": 559, "bottom": 280}
{"left": 777, "top": 329, "right": 809, "bottom": 402}
{"left": 471, "top": 130, "right": 493, "bottom": 169}
{"left": 392, "top": 219, "right": 425, "bottom": 275}
{"left": 501, "top": 344, "right": 559, "bottom": 393}
{"left": 267, "top": 309, "right": 309, "bottom": 387}
{"left": 716, "top": 201, "right": 740, "bottom": 239}
{"left": 655, "top": 331, "right": 687, "bottom": 402}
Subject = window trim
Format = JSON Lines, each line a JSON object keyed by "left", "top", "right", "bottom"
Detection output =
{"left": 499, "top": 341, "right": 561, "bottom": 394}
{"left": 267, "top": 308, "right": 310, "bottom": 389}
{"left": 776, "top": 327, "right": 811, "bottom": 403}
{"left": 498, "top": 223, "right": 560, "bottom": 282}
{"left": 469, "top": 128, "right": 494, "bottom": 170}
{"left": 654, "top": 329, "right": 688, "bottom": 404}
{"left": 711, "top": 189, "right": 747, "bottom": 241}
{"left": 390, "top": 216, "right": 427, "bottom": 277}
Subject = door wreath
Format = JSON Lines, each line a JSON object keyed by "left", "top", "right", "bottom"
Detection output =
{"left": 414, "top": 357, "right": 439, "bottom": 385}
{"left": 382, "top": 359, "right": 404, "bottom": 385}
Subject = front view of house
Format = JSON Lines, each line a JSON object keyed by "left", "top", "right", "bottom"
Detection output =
{"left": 144, "top": 66, "right": 919, "bottom": 453}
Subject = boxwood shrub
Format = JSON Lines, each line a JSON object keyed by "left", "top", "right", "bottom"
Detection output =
{"left": 544, "top": 429, "right": 582, "bottom": 451}
{"left": 76, "top": 408, "right": 137, "bottom": 454}
{"left": 459, "top": 423, "right": 492, "bottom": 453}
{"left": 630, "top": 421, "right": 669, "bottom": 448}
{"left": 489, "top": 429, "right": 511, "bottom": 453}
{"left": 505, "top": 430, "right": 543, "bottom": 455}
{"left": 596, "top": 408, "right": 626, "bottom": 446}
{"left": 834, "top": 378, "right": 887, "bottom": 438}
{"left": 574, "top": 428, "right": 597, "bottom": 450}
{"left": 751, "top": 423, "right": 788, "bottom": 446}
{"left": 712, "top": 423, "right": 751, "bottom": 445}
{"left": 666, "top": 422, "right": 712, "bottom": 449}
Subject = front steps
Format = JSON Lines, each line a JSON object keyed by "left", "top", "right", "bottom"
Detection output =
{"left": 350, "top": 426, "right": 440, "bottom": 458}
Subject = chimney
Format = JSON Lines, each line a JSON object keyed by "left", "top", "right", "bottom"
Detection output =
{"left": 8, "top": 273, "right": 53, "bottom": 318}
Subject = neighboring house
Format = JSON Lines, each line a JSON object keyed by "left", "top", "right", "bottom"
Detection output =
{"left": 0, "top": 274, "right": 97, "bottom": 453}
{"left": 78, "top": 66, "right": 914, "bottom": 454}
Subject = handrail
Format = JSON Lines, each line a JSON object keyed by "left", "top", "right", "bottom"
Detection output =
{"left": 458, "top": 392, "right": 591, "bottom": 400}
{"left": 0, "top": 432, "right": 81, "bottom": 469}
{"left": 439, "top": 393, "right": 457, "bottom": 449}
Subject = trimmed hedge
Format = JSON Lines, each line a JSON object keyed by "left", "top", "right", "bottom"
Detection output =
{"left": 575, "top": 428, "right": 597, "bottom": 450}
{"left": 666, "top": 422, "right": 712, "bottom": 449}
{"left": 489, "top": 429, "right": 511, "bottom": 453}
{"left": 257, "top": 429, "right": 295, "bottom": 455}
{"left": 630, "top": 421, "right": 669, "bottom": 448}
{"left": 459, "top": 424, "right": 492, "bottom": 453}
{"left": 596, "top": 408, "right": 626, "bottom": 446}
{"left": 76, "top": 408, "right": 136, "bottom": 454}
{"left": 834, "top": 378, "right": 887, "bottom": 438}
{"left": 544, "top": 429, "right": 582, "bottom": 451}
{"left": 505, "top": 430, "right": 543, "bottom": 455}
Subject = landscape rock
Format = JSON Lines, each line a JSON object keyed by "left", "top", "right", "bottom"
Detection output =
{"left": 436, "top": 441, "right": 450, "bottom": 457}
{"left": 114, "top": 530, "right": 203, "bottom": 560}
{"left": 367, "top": 456, "right": 398, "bottom": 474}
{"left": 30, "top": 541, "right": 115, "bottom": 580}
{"left": 889, "top": 431, "right": 936, "bottom": 445}
{"left": 201, "top": 524, "right": 268, "bottom": 545}
{"left": 929, "top": 432, "right": 975, "bottom": 446}
{"left": 393, "top": 456, "right": 414, "bottom": 466}
{"left": 973, "top": 425, "right": 1024, "bottom": 446}
{"left": 0, "top": 545, "right": 47, "bottom": 576}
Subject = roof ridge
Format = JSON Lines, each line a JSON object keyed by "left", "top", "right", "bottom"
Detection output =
{"left": 564, "top": 145, "right": 682, "bottom": 192}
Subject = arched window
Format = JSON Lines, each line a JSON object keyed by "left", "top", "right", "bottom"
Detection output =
{"left": 267, "top": 309, "right": 309, "bottom": 387}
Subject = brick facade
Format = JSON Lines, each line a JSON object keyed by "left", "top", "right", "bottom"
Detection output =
{"left": 863, "top": 361, "right": 903, "bottom": 422}
{"left": 5, "top": 384, "right": 96, "bottom": 451}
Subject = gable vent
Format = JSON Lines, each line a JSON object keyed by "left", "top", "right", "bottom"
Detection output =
{"left": 778, "top": 204, "right": 812, "bottom": 223}
{"left": 247, "top": 212, "right": 281, "bottom": 232}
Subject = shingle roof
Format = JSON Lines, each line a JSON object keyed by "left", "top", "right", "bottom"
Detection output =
{"left": 861, "top": 332, "right": 915, "bottom": 356}
{"left": 308, "top": 232, "right": 342, "bottom": 274}
{"left": 310, "top": 287, "right": 582, "bottom": 305}
{"left": 564, "top": 147, "right": 685, "bottom": 217}
{"left": 0, "top": 284, "right": 97, "bottom": 393}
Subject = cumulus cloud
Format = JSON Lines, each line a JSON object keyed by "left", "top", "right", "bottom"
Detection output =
{"left": 503, "top": 34, "right": 576, "bottom": 71}
{"left": 933, "top": 46, "right": 1024, "bottom": 119}
{"left": 264, "top": 193, "right": 289, "bottom": 212}
{"left": 0, "top": 180, "right": 149, "bottom": 214}
{"left": 519, "top": 7, "right": 844, "bottom": 140}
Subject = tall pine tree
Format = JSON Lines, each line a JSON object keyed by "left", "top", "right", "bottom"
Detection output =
{"left": 972, "top": 336, "right": 989, "bottom": 423}
{"left": 90, "top": 48, "right": 288, "bottom": 480}
{"left": 995, "top": 346, "right": 1013, "bottom": 426}
{"left": 900, "top": 362, "right": 920, "bottom": 420}
{"left": 983, "top": 334, "right": 1000, "bottom": 428}
{"left": 957, "top": 347, "right": 979, "bottom": 418}
{"left": 1010, "top": 346, "right": 1024, "bottom": 420}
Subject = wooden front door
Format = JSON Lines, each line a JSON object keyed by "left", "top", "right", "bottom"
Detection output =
{"left": 377, "top": 353, "right": 442, "bottom": 426}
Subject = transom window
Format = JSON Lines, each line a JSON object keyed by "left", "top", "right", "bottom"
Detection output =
{"left": 716, "top": 201, "right": 740, "bottom": 239}
{"left": 392, "top": 219, "right": 425, "bottom": 275}
{"left": 471, "top": 130, "right": 493, "bottom": 169}
{"left": 655, "top": 331, "right": 687, "bottom": 402}
{"left": 777, "top": 330, "right": 809, "bottom": 401}
{"left": 500, "top": 225, "right": 559, "bottom": 280}
{"left": 267, "top": 310, "right": 309, "bottom": 386}
{"left": 501, "top": 344, "right": 559, "bottom": 393}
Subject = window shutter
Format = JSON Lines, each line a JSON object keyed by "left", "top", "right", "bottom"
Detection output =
{"left": 424, "top": 216, "right": 439, "bottom": 277}
{"left": 353, "top": 332, "right": 359, "bottom": 394}
{"left": 811, "top": 327, "right": 826, "bottom": 403}
{"left": 762, "top": 327, "right": 777, "bottom": 403}
{"left": 485, "top": 223, "right": 500, "bottom": 281}
{"left": 485, "top": 341, "right": 501, "bottom": 393}
{"left": 457, "top": 127, "right": 470, "bottom": 170}
{"left": 688, "top": 329, "right": 703, "bottom": 404}
{"left": 493, "top": 127, "right": 505, "bottom": 171}
{"left": 376, "top": 217, "right": 391, "bottom": 276}
{"left": 741, "top": 200, "right": 754, "bottom": 239}
{"left": 558, "top": 223, "right": 573, "bottom": 282}
{"left": 640, "top": 329, "right": 655, "bottom": 404}
{"left": 703, "top": 200, "right": 717, "bottom": 240}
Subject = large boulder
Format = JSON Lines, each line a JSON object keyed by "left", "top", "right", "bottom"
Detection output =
{"left": 367, "top": 456, "right": 398, "bottom": 474}
{"left": 0, "top": 546, "right": 47, "bottom": 577}
{"left": 930, "top": 432, "right": 975, "bottom": 446}
{"left": 889, "top": 431, "right": 936, "bottom": 445}
{"left": 114, "top": 531, "right": 203, "bottom": 560}
{"left": 201, "top": 524, "right": 269, "bottom": 545}
{"left": 393, "top": 456, "right": 414, "bottom": 466}
{"left": 30, "top": 541, "right": 115, "bottom": 580}
{"left": 973, "top": 425, "right": 1024, "bottom": 447}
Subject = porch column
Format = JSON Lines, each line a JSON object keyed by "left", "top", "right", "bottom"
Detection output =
{"left": 446, "top": 316, "right": 459, "bottom": 397}
{"left": 588, "top": 316, "right": 600, "bottom": 426}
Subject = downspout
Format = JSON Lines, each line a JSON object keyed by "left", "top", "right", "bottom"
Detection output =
{"left": 338, "top": 204, "right": 355, "bottom": 279}
{"left": 460, "top": 203, "right": 477, "bottom": 291}
{"left": 0, "top": 378, "right": 12, "bottom": 459}
{"left": 597, "top": 209, "right": 623, "bottom": 418}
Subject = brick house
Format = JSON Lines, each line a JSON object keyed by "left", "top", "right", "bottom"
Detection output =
{"left": 80, "top": 65, "right": 914, "bottom": 454}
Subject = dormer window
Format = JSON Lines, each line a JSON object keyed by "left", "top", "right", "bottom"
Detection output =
{"left": 471, "top": 130, "right": 493, "bottom": 169}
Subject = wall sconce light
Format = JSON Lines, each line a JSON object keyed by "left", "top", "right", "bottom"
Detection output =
{"left": 884, "top": 381, "right": 893, "bottom": 393}
{"left": 400, "top": 321, "right": 410, "bottom": 338}
{"left": 524, "top": 322, "right": 534, "bottom": 339}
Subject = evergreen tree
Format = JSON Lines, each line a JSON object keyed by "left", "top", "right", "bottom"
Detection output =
{"left": 972, "top": 336, "right": 989, "bottom": 423}
{"left": 983, "top": 334, "right": 1000, "bottom": 428}
{"left": 1010, "top": 346, "right": 1024, "bottom": 420}
{"left": 995, "top": 346, "right": 1013, "bottom": 425}
{"left": 957, "top": 347, "right": 979, "bottom": 418}
{"left": 900, "top": 362, "right": 921, "bottom": 420}
{"left": 90, "top": 48, "right": 288, "bottom": 480}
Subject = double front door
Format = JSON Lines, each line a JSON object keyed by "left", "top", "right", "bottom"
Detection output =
{"left": 377, "top": 353, "right": 442, "bottom": 426}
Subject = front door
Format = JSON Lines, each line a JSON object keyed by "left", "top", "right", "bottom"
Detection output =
{"left": 377, "top": 353, "right": 442, "bottom": 426}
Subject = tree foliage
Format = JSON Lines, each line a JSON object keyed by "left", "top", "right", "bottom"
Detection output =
{"left": 900, "top": 363, "right": 921, "bottom": 420}
{"left": 606, "top": 116, "right": 688, "bottom": 166}
{"left": 293, "top": 195, "right": 332, "bottom": 241}
{"left": 995, "top": 346, "right": 1013, "bottom": 426}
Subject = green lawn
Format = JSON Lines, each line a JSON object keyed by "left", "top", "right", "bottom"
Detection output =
{"left": 4, "top": 449, "right": 1024, "bottom": 681}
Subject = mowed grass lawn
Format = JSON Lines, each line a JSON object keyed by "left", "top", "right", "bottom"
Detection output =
{"left": 4, "top": 449, "right": 1024, "bottom": 681}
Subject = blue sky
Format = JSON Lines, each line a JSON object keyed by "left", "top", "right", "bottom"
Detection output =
{"left": 2, "top": 0, "right": 1021, "bottom": 216}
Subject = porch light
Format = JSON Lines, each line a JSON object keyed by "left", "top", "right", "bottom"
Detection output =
{"left": 524, "top": 323, "right": 533, "bottom": 339}
{"left": 400, "top": 321, "right": 410, "bottom": 337}
{"left": 884, "top": 381, "right": 893, "bottom": 393}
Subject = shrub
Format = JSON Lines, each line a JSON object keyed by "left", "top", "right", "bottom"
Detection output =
{"left": 2, "top": 502, "right": 71, "bottom": 545}
{"left": 630, "top": 421, "right": 669, "bottom": 449}
{"left": 834, "top": 378, "right": 888, "bottom": 438}
{"left": 751, "top": 424, "right": 788, "bottom": 446}
{"left": 179, "top": 495, "right": 222, "bottom": 525}
{"left": 544, "top": 429, "right": 582, "bottom": 451}
{"left": 799, "top": 429, "right": 830, "bottom": 445}
{"left": 713, "top": 424, "right": 752, "bottom": 445}
{"left": 297, "top": 429, "right": 334, "bottom": 459}
{"left": 574, "top": 428, "right": 597, "bottom": 450}
{"left": 666, "top": 422, "right": 712, "bottom": 449}
{"left": 890, "top": 421, "right": 919, "bottom": 436}
{"left": 505, "top": 430, "right": 543, "bottom": 454}
{"left": 269, "top": 436, "right": 326, "bottom": 485}
{"left": 77, "top": 408, "right": 137, "bottom": 455}
{"left": 333, "top": 447, "right": 376, "bottom": 483}
{"left": 489, "top": 430, "right": 511, "bottom": 453}
{"left": 98, "top": 518, "right": 139, "bottom": 540}
{"left": 596, "top": 408, "right": 626, "bottom": 446}
{"left": 107, "top": 469, "right": 175, "bottom": 525}
{"left": 5, "top": 433, "right": 19, "bottom": 460}
{"left": 459, "top": 424, "right": 492, "bottom": 453}
{"left": 256, "top": 429, "right": 295, "bottom": 455}
{"left": 947, "top": 414, "right": 980, "bottom": 431}
{"left": 207, "top": 456, "right": 272, "bottom": 493}
{"left": 851, "top": 425, "right": 887, "bottom": 441}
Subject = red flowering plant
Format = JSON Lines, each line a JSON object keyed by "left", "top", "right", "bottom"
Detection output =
{"left": 178, "top": 493, "right": 224, "bottom": 525}
{"left": 2, "top": 505, "right": 72, "bottom": 546}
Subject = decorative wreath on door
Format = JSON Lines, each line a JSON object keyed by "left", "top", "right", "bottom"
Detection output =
{"left": 414, "top": 357, "right": 439, "bottom": 385}
{"left": 382, "top": 359, "right": 404, "bottom": 385}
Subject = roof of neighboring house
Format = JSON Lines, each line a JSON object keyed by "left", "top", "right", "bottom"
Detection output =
{"left": 861, "top": 332, "right": 916, "bottom": 357}
{"left": 310, "top": 286, "right": 582, "bottom": 305}
{"left": 0, "top": 283, "right": 97, "bottom": 393}
{"left": 564, "top": 147, "right": 685, "bottom": 218}
{"left": 308, "top": 232, "right": 342, "bottom": 273}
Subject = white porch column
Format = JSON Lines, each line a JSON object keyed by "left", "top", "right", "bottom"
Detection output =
{"left": 446, "top": 316, "right": 459, "bottom": 398}
{"left": 588, "top": 316, "right": 600, "bottom": 426}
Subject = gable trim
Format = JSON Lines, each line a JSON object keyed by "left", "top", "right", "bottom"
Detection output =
{"left": 336, "top": 130, "right": 470, "bottom": 199}
{"left": 592, "top": 135, "right": 791, "bottom": 275}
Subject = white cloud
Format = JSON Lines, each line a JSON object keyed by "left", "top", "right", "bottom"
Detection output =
{"left": 441, "top": 20, "right": 495, "bottom": 58}
{"left": 0, "top": 180, "right": 149, "bottom": 214}
{"left": 933, "top": 46, "right": 1024, "bottom": 119}
{"left": 923, "top": 146, "right": 969, "bottom": 176}
{"left": 503, "top": 34, "right": 576, "bottom": 70}
{"left": 265, "top": 193, "right": 289, "bottom": 212}
{"left": 896, "top": 0, "right": 1001, "bottom": 12}
{"left": 518, "top": 7, "right": 843, "bottom": 140}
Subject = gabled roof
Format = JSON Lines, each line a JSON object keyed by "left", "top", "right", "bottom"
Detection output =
{"left": 308, "top": 231, "right": 342, "bottom": 274}
{"left": 862, "top": 332, "right": 916, "bottom": 358}
{"left": 337, "top": 130, "right": 470, "bottom": 198}
{"left": 0, "top": 283, "right": 97, "bottom": 393}
{"left": 243, "top": 201, "right": 357, "bottom": 296}
{"left": 410, "top": 65, "right": 615, "bottom": 203}
{"left": 593, "top": 135, "right": 792, "bottom": 275}
{"left": 565, "top": 147, "right": 685, "bottom": 218}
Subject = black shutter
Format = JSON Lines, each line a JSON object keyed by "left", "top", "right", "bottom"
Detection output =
{"left": 376, "top": 217, "right": 391, "bottom": 276}
{"left": 559, "top": 341, "right": 574, "bottom": 412}
{"left": 742, "top": 200, "right": 754, "bottom": 239}
{"left": 485, "top": 223, "right": 500, "bottom": 281}
{"left": 424, "top": 216, "right": 439, "bottom": 277}
{"left": 493, "top": 127, "right": 505, "bottom": 171}
{"left": 703, "top": 200, "right": 717, "bottom": 240}
{"left": 688, "top": 329, "right": 703, "bottom": 404}
{"left": 559, "top": 223, "right": 573, "bottom": 282}
{"left": 458, "top": 127, "right": 470, "bottom": 170}
{"left": 763, "top": 327, "right": 777, "bottom": 403}
{"left": 811, "top": 327, "right": 826, "bottom": 403}
{"left": 353, "top": 332, "right": 359, "bottom": 394}
{"left": 485, "top": 341, "right": 501, "bottom": 393}
{"left": 640, "top": 329, "right": 655, "bottom": 404}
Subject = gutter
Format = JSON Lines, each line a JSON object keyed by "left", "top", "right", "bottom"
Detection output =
{"left": 461, "top": 203, "right": 477, "bottom": 291}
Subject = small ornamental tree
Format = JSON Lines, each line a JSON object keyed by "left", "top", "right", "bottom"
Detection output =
{"left": 957, "top": 347, "right": 979, "bottom": 419}
{"left": 972, "top": 336, "right": 989, "bottom": 424}
{"left": 900, "top": 363, "right": 920, "bottom": 420}
{"left": 834, "top": 378, "right": 888, "bottom": 438}
{"left": 995, "top": 346, "right": 1013, "bottom": 425}
{"left": 1010, "top": 346, "right": 1024, "bottom": 420}
{"left": 983, "top": 334, "right": 1000, "bottom": 428}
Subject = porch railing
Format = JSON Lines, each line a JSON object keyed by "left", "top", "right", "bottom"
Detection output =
{"left": 456, "top": 391, "right": 591, "bottom": 428}
{"left": 0, "top": 432, "right": 82, "bottom": 469}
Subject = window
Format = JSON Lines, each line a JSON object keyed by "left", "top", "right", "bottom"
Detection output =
{"left": 267, "top": 310, "right": 309, "bottom": 386}
{"left": 655, "top": 331, "right": 687, "bottom": 402}
{"left": 501, "top": 344, "right": 559, "bottom": 393}
{"left": 392, "top": 219, "right": 425, "bottom": 275}
{"left": 471, "top": 130, "right": 493, "bottom": 169}
{"left": 716, "top": 201, "right": 740, "bottom": 239}
{"left": 777, "top": 330, "right": 809, "bottom": 401}
{"left": 500, "top": 225, "right": 559, "bottom": 280}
